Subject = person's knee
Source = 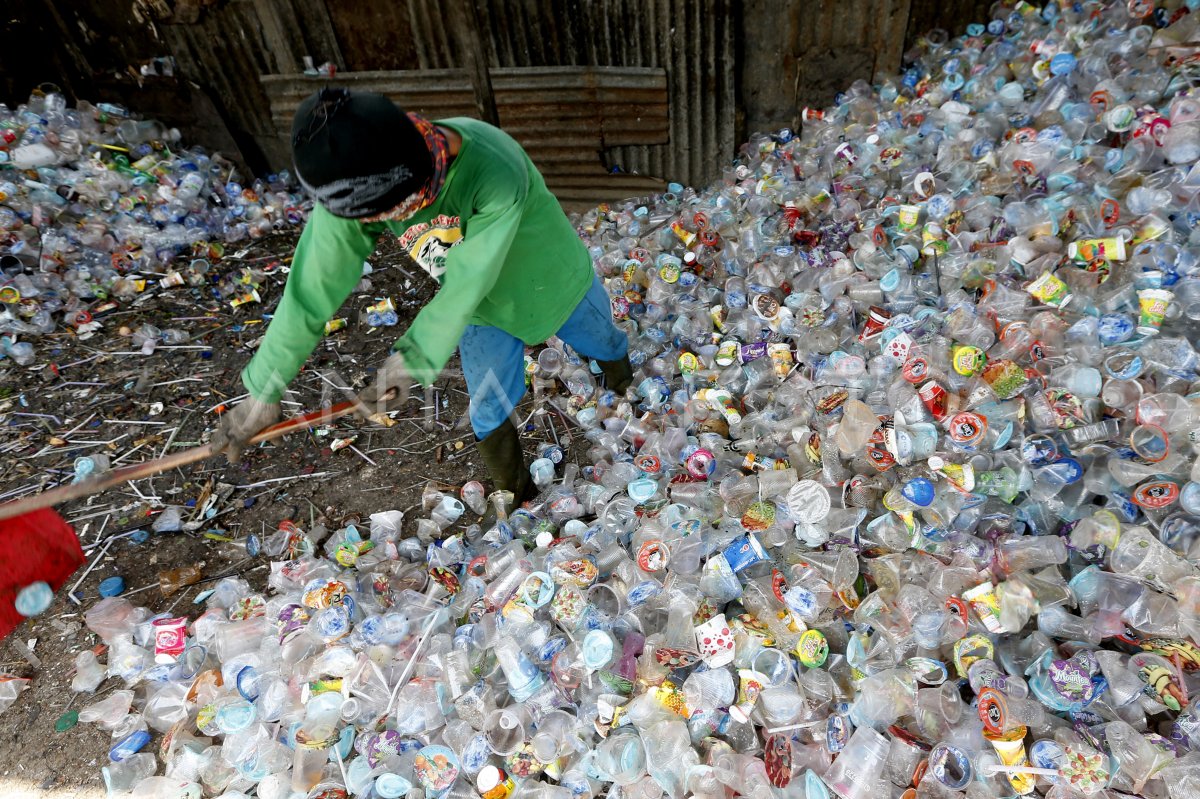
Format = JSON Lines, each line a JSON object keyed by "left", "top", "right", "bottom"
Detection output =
{"left": 559, "top": 300, "right": 629, "bottom": 362}
{"left": 604, "top": 330, "right": 630, "bottom": 360}
{"left": 468, "top": 373, "right": 526, "bottom": 439}
{"left": 469, "top": 400, "right": 507, "bottom": 440}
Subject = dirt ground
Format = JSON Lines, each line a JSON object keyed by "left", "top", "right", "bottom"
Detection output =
{"left": 0, "top": 231, "right": 574, "bottom": 796}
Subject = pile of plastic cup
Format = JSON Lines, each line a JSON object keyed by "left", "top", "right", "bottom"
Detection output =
{"left": 63, "top": 3, "right": 1200, "bottom": 799}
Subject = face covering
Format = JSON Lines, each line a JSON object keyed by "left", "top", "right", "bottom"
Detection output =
{"left": 361, "top": 113, "right": 451, "bottom": 224}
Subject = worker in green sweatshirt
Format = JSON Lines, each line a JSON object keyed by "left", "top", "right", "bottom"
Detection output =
{"left": 211, "top": 88, "right": 632, "bottom": 505}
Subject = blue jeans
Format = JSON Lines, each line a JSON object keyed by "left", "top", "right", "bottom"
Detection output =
{"left": 460, "top": 275, "right": 628, "bottom": 439}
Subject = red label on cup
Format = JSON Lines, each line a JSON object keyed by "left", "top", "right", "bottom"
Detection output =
{"left": 1101, "top": 199, "right": 1120, "bottom": 227}
{"left": 1132, "top": 480, "right": 1180, "bottom": 509}
{"left": 771, "top": 569, "right": 789, "bottom": 604}
{"left": 948, "top": 412, "right": 986, "bottom": 448}
{"left": 637, "top": 540, "right": 669, "bottom": 572}
{"left": 903, "top": 356, "right": 930, "bottom": 383}
{"left": 866, "top": 445, "right": 896, "bottom": 471}
{"left": 977, "top": 687, "right": 1008, "bottom": 736}
{"left": 634, "top": 454, "right": 662, "bottom": 473}
{"left": 858, "top": 306, "right": 891, "bottom": 342}
{"left": 153, "top": 617, "right": 187, "bottom": 663}
{"left": 764, "top": 734, "right": 792, "bottom": 787}
{"left": 945, "top": 595, "right": 969, "bottom": 619}
{"left": 918, "top": 380, "right": 949, "bottom": 421}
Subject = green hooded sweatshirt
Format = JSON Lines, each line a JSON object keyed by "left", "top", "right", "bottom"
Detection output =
{"left": 241, "top": 117, "right": 593, "bottom": 401}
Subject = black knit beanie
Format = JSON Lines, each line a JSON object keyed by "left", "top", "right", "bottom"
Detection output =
{"left": 291, "top": 88, "right": 432, "bottom": 218}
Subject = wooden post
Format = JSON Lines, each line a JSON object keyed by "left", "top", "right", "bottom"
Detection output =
{"left": 252, "top": 0, "right": 346, "bottom": 74}
{"left": 252, "top": 0, "right": 305, "bottom": 73}
{"left": 446, "top": 1, "right": 499, "bottom": 126}
{"left": 297, "top": 0, "right": 346, "bottom": 70}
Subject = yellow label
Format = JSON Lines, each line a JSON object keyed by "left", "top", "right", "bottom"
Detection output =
{"left": 671, "top": 221, "right": 696, "bottom": 247}
{"left": 952, "top": 345, "right": 985, "bottom": 376}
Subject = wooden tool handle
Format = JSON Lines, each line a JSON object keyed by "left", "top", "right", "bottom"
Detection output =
{"left": 0, "top": 397, "right": 370, "bottom": 522}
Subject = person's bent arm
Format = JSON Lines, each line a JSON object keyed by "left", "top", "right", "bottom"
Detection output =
{"left": 241, "top": 205, "right": 381, "bottom": 401}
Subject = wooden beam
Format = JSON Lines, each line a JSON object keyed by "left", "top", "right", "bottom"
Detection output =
{"left": 252, "top": 0, "right": 302, "bottom": 73}
{"left": 445, "top": 1, "right": 499, "bottom": 127}
{"left": 295, "top": 0, "right": 346, "bottom": 70}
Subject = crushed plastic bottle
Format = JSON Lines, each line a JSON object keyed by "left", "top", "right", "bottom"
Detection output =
{"left": 0, "top": 675, "right": 29, "bottom": 717}
{"left": 70, "top": 650, "right": 107, "bottom": 693}
{"left": 151, "top": 505, "right": 184, "bottom": 533}
{"left": 157, "top": 563, "right": 203, "bottom": 598}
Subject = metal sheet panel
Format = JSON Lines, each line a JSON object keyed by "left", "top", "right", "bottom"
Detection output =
{"left": 323, "top": 0, "right": 457, "bottom": 71}
{"left": 491, "top": 66, "right": 668, "bottom": 150}
{"left": 259, "top": 70, "right": 479, "bottom": 128}
{"left": 338, "top": 0, "right": 740, "bottom": 190}
{"left": 259, "top": 65, "right": 669, "bottom": 206}
{"left": 792, "top": 0, "right": 913, "bottom": 104}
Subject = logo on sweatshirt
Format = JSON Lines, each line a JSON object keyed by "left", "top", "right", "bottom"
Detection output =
{"left": 396, "top": 214, "right": 462, "bottom": 279}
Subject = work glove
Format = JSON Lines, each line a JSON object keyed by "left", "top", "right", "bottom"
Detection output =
{"left": 210, "top": 396, "right": 281, "bottom": 464}
{"left": 356, "top": 352, "right": 411, "bottom": 417}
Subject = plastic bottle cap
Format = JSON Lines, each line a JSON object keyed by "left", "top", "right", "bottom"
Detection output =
{"left": 582, "top": 629, "right": 616, "bottom": 670}
{"left": 98, "top": 576, "right": 125, "bottom": 597}
{"left": 14, "top": 581, "right": 52, "bottom": 617}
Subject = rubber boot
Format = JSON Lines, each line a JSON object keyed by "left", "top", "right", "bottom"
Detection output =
{"left": 597, "top": 354, "right": 634, "bottom": 394}
{"left": 477, "top": 420, "right": 534, "bottom": 528}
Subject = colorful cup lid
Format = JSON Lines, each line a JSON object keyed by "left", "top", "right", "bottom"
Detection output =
{"left": 977, "top": 687, "right": 1010, "bottom": 736}
{"left": 741, "top": 500, "right": 777, "bottom": 532}
{"left": 805, "top": 770, "right": 830, "bottom": 799}
{"left": 414, "top": 744, "right": 461, "bottom": 794}
{"left": 763, "top": 733, "right": 792, "bottom": 787}
{"left": 901, "top": 477, "right": 935, "bottom": 507}
{"left": 796, "top": 629, "right": 829, "bottom": 668}
{"left": 636, "top": 540, "right": 670, "bottom": 572}
{"left": 627, "top": 478, "right": 659, "bottom": 504}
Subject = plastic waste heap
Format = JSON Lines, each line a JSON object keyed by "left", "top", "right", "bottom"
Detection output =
{"left": 56, "top": 2, "right": 1200, "bottom": 799}
{"left": 0, "top": 88, "right": 310, "bottom": 366}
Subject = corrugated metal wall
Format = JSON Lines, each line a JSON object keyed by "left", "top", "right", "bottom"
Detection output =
{"left": 475, "top": 0, "right": 737, "bottom": 187}
{"left": 158, "top": 2, "right": 290, "bottom": 169}
{"left": 5, "top": 0, "right": 993, "bottom": 199}
{"left": 320, "top": 0, "right": 737, "bottom": 192}
{"left": 33, "top": 0, "right": 295, "bottom": 174}
{"left": 258, "top": 65, "right": 671, "bottom": 204}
